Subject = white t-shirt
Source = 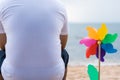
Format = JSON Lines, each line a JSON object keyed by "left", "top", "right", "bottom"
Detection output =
{"left": 0, "top": 0, "right": 68, "bottom": 79}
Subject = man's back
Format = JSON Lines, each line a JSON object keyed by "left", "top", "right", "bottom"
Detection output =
{"left": 0, "top": 0, "right": 68, "bottom": 79}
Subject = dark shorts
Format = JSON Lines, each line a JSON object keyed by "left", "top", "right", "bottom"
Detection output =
{"left": 0, "top": 50, "right": 6, "bottom": 74}
{"left": 0, "top": 49, "right": 69, "bottom": 74}
{"left": 61, "top": 49, "right": 69, "bottom": 68}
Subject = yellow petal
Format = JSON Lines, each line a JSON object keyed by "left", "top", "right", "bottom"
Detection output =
{"left": 86, "top": 26, "right": 99, "bottom": 40}
{"left": 97, "top": 23, "right": 108, "bottom": 40}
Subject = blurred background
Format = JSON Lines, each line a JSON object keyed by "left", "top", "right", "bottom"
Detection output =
{"left": 61, "top": 0, "right": 120, "bottom": 66}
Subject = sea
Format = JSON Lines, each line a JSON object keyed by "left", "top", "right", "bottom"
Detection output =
{"left": 66, "top": 23, "right": 120, "bottom": 66}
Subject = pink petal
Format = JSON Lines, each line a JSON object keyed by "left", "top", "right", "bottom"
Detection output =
{"left": 80, "top": 37, "right": 97, "bottom": 47}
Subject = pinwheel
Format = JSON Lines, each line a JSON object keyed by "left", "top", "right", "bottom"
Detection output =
{"left": 79, "top": 23, "right": 118, "bottom": 80}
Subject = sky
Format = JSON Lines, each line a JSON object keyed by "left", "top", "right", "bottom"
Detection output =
{"left": 62, "top": 0, "right": 120, "bottom": 23}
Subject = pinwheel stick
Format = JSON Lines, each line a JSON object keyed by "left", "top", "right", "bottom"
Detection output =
{"left": 98, "top": 40, "right": 101, "bottom": 80}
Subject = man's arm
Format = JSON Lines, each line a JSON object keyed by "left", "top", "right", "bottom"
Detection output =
{"left": 0, "top": 21, "right": 6, "bottom": 50}
{"left": 0, "top": 33, "right": 6, "bottom": 50}
{"left": 60, "top": 35, "right": 68, "bottom": 50}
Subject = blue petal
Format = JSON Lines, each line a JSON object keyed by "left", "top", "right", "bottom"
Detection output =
{"left": 101, "top": 43, "right": 117, "bottom": 53}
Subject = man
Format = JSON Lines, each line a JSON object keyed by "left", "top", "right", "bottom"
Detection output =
{"left": 0, "top": 0, "right": 68, "bottom": 80}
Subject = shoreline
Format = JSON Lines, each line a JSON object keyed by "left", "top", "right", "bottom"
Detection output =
{"left": 68, "top": 64, "right": 120, "bottom": 66}
{"left": 67, "top": 65, "right": 120, "bottom": 80}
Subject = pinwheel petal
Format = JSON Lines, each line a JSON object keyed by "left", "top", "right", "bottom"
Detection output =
{"left": 97, "top": 23, "right": 108, "bottom": 40}
{"left": 86, "top": 26, "right": 99, "bottom": 40}
{"left": 88, "top": 64, "right": 98, "bottom": 80}
{"left": 102, "top": 44, "right": 117, "bottom": 53}
{"left": 86, "top": 43, "right": 98, "bottom": 58}
{"left": 96, "top": 47, "right": 106, "bottom": 62}
{"left": 102, "top": 33, "right": 118, "bottom": 44}
{"left": 80, "top": 37, "right": 97, "bottom": 47}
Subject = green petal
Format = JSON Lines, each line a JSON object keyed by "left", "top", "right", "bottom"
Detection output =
{"left": 88, "top": 64, "right": 98, "bottom": 80}
{"left": 102, "top": 33, "right": 118, "bottom": 44}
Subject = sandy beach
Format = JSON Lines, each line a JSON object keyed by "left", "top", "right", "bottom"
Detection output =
{"left": 67, "top": 65, "right": 120, "bottom": 80}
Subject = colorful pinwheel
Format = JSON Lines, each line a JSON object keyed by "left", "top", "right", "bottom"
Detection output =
{"left": 80, "top": 23, "right": 118, "bottom": 62}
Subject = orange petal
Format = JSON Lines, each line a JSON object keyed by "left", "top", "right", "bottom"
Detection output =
{"left": 86, "top": 26, "right": 99, "bottom": 40}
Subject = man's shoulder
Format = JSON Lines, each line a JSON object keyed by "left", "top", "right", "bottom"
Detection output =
{"left": 54, "top": 0, "right": 66, "bottom": 9}
{"left": 52, "top": 0, "right": 66, "bottom": 14}
{"left": 0, "top": 0, "right": 9, "bottom": 10}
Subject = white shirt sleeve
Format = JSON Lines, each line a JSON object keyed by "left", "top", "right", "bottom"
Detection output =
{"left": 0, "top": 21, "right": 5, "bottom": 33}
{"left": 0, "top": 0, "right": 5, "bottom": 33}
{"left": 60, "top": 10, "right": 68, "bottom": 35}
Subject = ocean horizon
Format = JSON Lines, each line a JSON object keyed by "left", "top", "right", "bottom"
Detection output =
{"left": 66, "top": 23, "right": 120, "bottom": 66}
